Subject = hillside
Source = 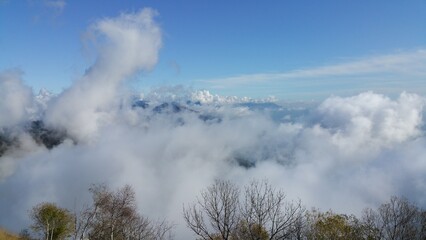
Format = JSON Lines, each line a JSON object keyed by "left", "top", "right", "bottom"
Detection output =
{"left": 0, "top": 228, "right": 19, "bottom": 240}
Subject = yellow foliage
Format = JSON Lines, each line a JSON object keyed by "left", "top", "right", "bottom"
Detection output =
{"left": 307, "top": 210, "right": 362, "bottom": 240}
{"left": 232, "top": 220, "right": 269, "bottom": 240}
{"left": 0, "top": 228, "right": 19, "bottom": 240}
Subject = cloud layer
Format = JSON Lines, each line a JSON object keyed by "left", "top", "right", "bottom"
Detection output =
{"left": 1, "top": 87, "right": 425, "bottom": 238}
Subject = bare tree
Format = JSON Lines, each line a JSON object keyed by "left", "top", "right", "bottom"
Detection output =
{"left": 362, "top": 196, "right": 424, "bottom": 240}
{"left": 87, "top": 184, "right": 137, "bottom": 240}
{"left": 420, "top": 210, "right": 426, "bottom": 240}
{"left": 184, "top": 180, "right": 306, "bottom": 240}
{"left": 183, "top": 180, "right": 240, "bottom": 240}
{"left": 73, "top": 201, "right": 98, "bottom": 240}
{"left": 183, "top": 181, "right": 426, "bottom": 240}
{"left": 73, "top": 184, "right": 172, "bottom": 240}
{"left": 240, "top": 180, "right": 305, "bottom": 240}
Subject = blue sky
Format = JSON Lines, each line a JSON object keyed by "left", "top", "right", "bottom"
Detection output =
{"left": 1, "top": 0, "right": 425, "bottom": 100}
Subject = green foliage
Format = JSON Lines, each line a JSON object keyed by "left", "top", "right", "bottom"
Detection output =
{"left": 30, "top": 202, "right": 74, "bottom": 240}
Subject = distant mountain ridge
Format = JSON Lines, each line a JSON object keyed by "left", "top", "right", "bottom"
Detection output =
{"left": 0, "top": 90, "right": 308, "bottom": 157}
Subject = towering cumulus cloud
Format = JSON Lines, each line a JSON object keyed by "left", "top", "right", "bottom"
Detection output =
{"left": 45, "top": 8, "right": 161, "bottom": 141}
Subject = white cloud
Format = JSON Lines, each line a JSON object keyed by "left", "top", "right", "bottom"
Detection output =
{"left": 0, "top": 70, "right": 34, "bottom": 128}
{"left": 44, "top": 8, "right": 162, "bottom": 141}
{"left": 317, "top": 92, "right": 424, "bottom": 146}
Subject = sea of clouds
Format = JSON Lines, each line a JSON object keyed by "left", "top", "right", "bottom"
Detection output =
{"left": 0, "top": 8, "right": 425, "bottom": 238}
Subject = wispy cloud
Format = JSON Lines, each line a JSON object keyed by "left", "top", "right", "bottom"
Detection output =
{"left": 27, "top": 0, "right": 67, "bottom": 22}
{"left": 44, "top": 0, "right": 66, "bottom": 14}
{"left": 201, "top": 49, "right": 426, "bottom": 88}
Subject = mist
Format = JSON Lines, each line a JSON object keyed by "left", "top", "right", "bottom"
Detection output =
{"left": 0, "top": 8, "right": 425, "bottom": 239}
